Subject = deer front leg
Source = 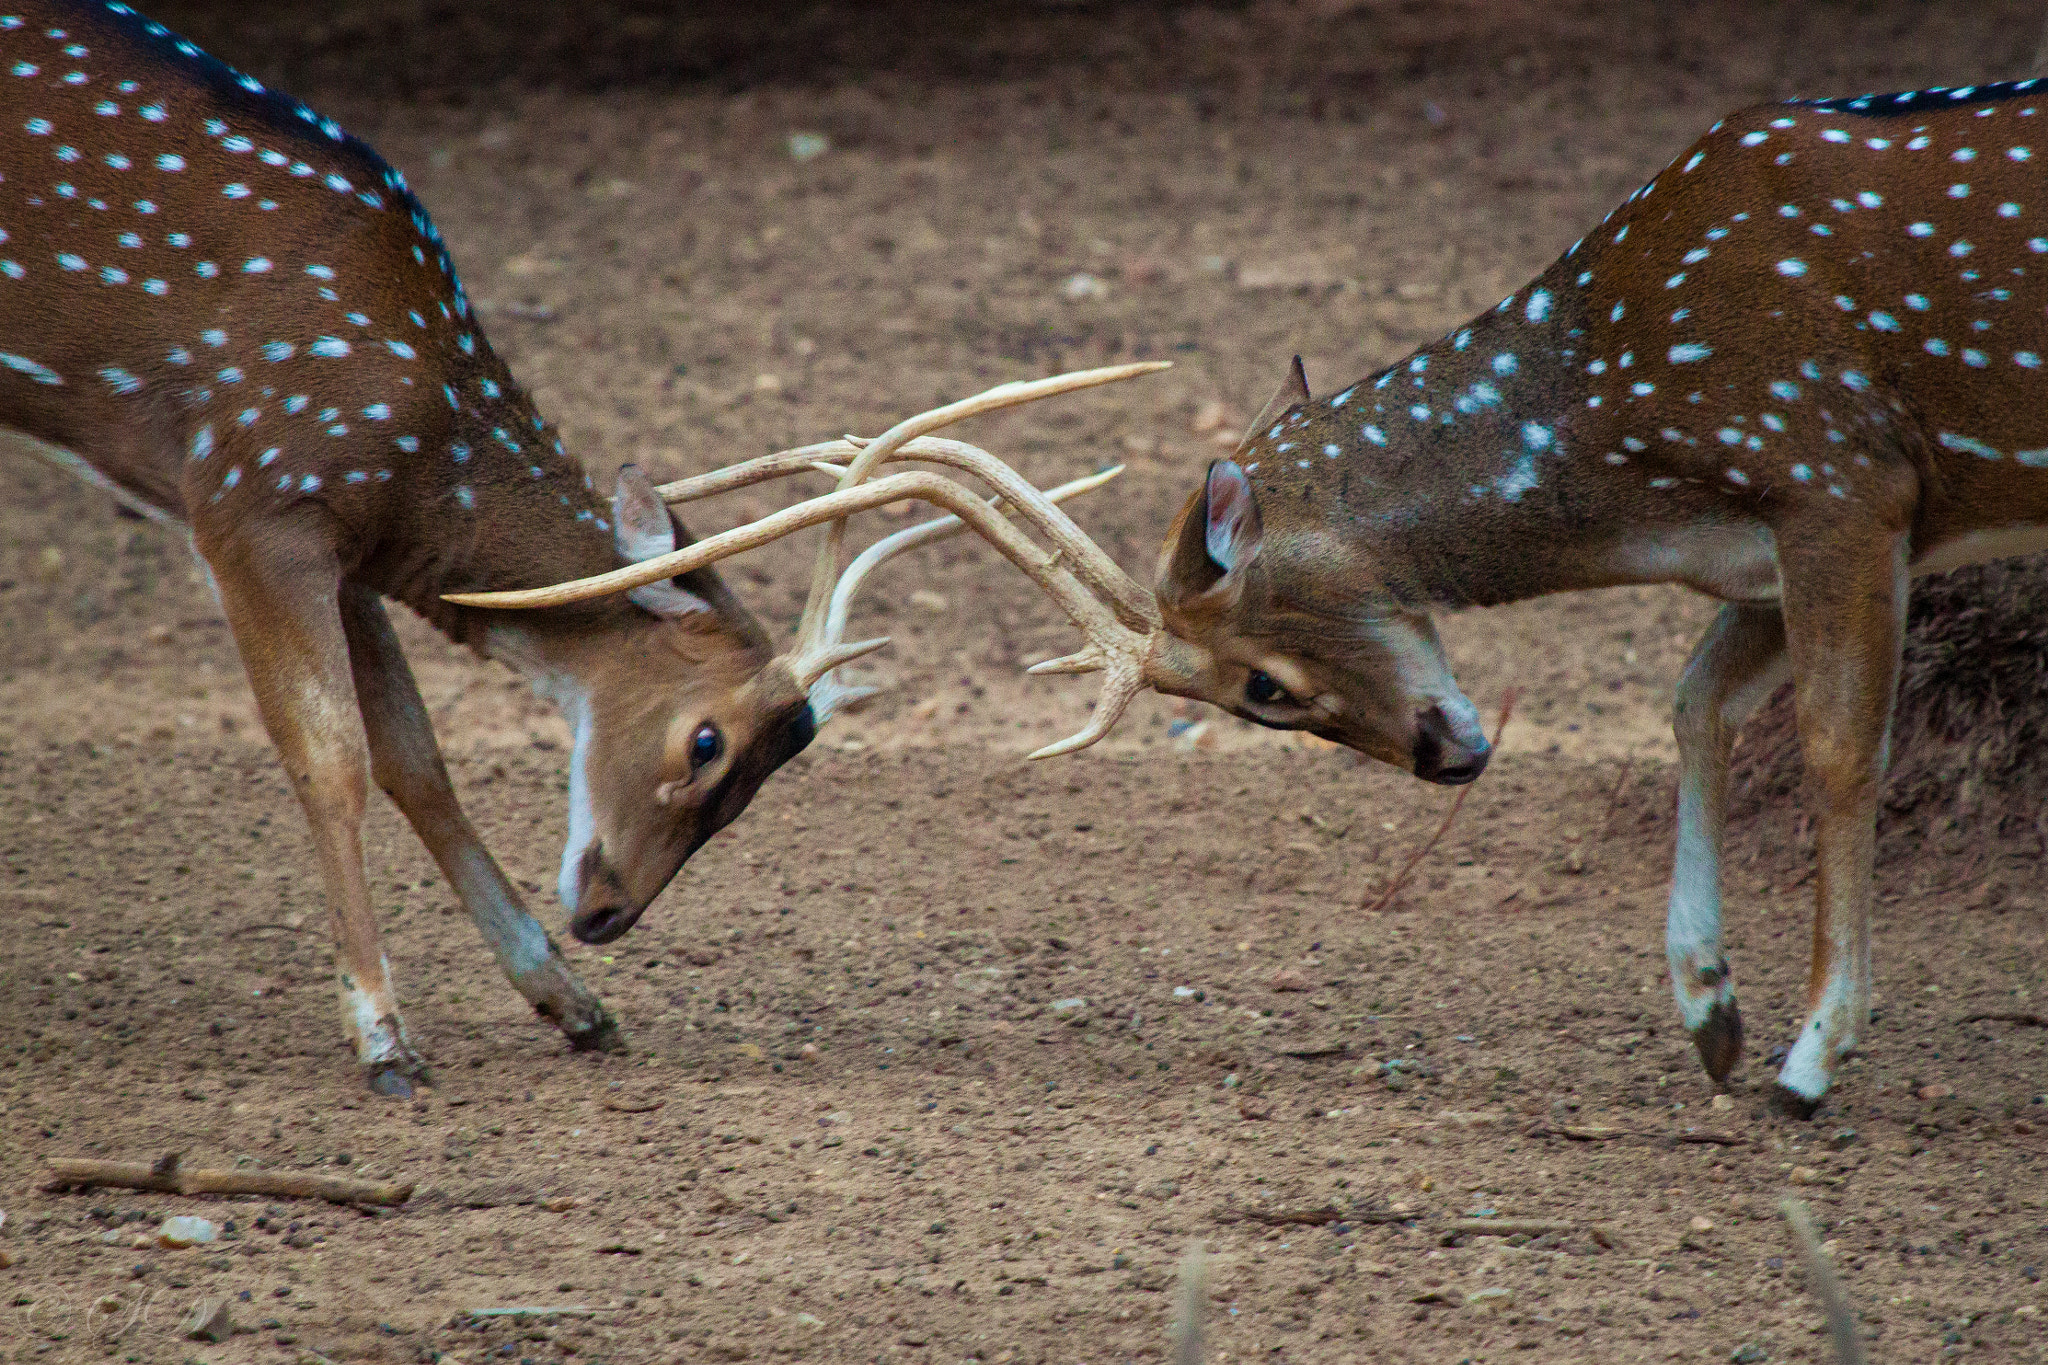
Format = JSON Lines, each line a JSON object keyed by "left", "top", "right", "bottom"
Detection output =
{"left": 1667, "top": 603, "right": 1789, "bottom": 1084}
{"left": 200, "top": 533, "right": 427, "bottom": 1096}
{"left": 1771, "top": 532, "right": 1907, "bottom": 1117}
{"left": 338, "top": 586, "right": 622, "bottom": 1053}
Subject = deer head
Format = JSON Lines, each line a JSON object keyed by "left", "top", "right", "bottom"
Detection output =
{"left": 1150, "top": 447, "right": 1491, "bottom": 784}
{"left": 496, "top": 464, "right": 839, "bottom": 945}
{"left": 1142, "top": 359, "right": 1490, "bottom": 781}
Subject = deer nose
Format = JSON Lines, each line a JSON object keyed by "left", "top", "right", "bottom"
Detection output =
{"left": 1412, "top": 704, "right": 1491, "bottom": 785}
{"left": 566, "top": 848, "right": 646, "bottom": 944}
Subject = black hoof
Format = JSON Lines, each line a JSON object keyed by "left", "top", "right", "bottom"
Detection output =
{"left": 1691, "top": 998, "right": 1744, "bottom": 1083}
{"left": 566, "top": 1011, "right": 628, "bottom": 1055}
{"left": 1768, "top": 1083, "right": 1823, "bottom": 1121}
{"left": 367, "top": 1065, "right": 416, "bottom": 1098}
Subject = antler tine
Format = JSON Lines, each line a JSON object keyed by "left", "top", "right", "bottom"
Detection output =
{"left": 1026, "top": 654, "right": 1147, "bottom": 760}
{"left": 797, "top": 466, "right": 1123, "bottom": 720}
{"left": 656, "top": 438, "right": 940, "bottom": 504}
{"left": 818, "top": 466, "right": 1123, "bottom": 653}
{"left": 1024, "top": 648, "right": 1107, "bottom": 676}
{"left": 791, "top": 362, "right": 1169, "bottom": 655}
{"left": 658, "top": 434, "right": 1157, "bottom": 634}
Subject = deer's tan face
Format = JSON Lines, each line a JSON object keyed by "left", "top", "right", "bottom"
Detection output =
{"left": 535, "top": 467, "right": 822, "bottom": 945}
{"left": 1152, "top": 460, "right": 1492, "bottom": 784}
{"left": 563, "top": 652, "right": 817, "bottom": 945}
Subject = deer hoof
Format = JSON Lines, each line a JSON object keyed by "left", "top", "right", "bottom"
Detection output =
{"left": 567, "top": 1011, "right": 628, "bottom": 1055}
{"left": 1767, "top": 1083, "right": 1823, "bottom": 1121}
{"left": 367, "top": 1064, "right": 417, "bottom": 1098}
{"left": 1690, "top": 997, "right": 1744, "bottom": 1082}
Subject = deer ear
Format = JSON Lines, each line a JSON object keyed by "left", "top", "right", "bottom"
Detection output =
{"left": 613, "top": 465, "right": 713, "bottom": 618}
{"left": 1239, "top": 355, "right": 1311, "bottom": 447}
{"left": 1158, "top": 460, "right": 1264, "bottom": 610}
{"left": 1202, "top": 459, "right": 1263, "bottom": 571}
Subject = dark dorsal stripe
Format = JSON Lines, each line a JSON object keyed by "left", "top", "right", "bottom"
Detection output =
{"left": 1788, "top": 78, "right": 2048, "bottom": 119}
{"left": 80, "top": 2, "right": 456, "bottom": 282}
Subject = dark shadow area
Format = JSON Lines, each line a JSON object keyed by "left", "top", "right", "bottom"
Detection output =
{"left": 133, "top": 1, "right": 2048, "bottom": 124}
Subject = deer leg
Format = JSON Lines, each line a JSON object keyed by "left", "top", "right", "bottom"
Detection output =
{"left": 1771, "top": 532, "right": 1907, "bottom": 1117}
{"left": 1667, "top": 603, "right": 1789, "bottom": 1083}
{"left": 338, "top": 585, "right": 623, "bottom": 1053}
{"left": 200, "top": 532, "right": 426, "bottom": 1096}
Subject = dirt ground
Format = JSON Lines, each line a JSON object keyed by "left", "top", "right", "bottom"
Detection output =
{"left": 4, "top": 2, "right": 2047, "bottom": 1362}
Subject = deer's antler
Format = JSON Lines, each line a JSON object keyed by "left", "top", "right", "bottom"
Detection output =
{"left": 445, "top": 364, "right": 1178, "bottom": 755}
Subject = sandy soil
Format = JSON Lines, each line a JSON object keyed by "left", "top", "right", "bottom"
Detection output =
{"left": 3, "top": 2, "right": 2046, "bottom": 1362}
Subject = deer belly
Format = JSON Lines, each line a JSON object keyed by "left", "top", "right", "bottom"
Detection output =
{"left": 1910, "top": 525, "right": 2048, "bottom": 578}
{"left": 5, "top": 428, "right": 186, "bottom": 528}
{"left": 1611, "top": 522, "right": 1782, "bottom": 603}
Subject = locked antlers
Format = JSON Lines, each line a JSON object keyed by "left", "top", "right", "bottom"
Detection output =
{"left": 445, "top": 362, "right": 1183, "bottom": 756}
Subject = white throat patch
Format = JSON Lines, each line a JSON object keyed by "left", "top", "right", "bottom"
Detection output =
{"left": 486, "top": 626, "right": 597, "bottom": 911}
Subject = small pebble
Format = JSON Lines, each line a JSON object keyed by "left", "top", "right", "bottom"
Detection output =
{"left": 181, "top": 1295, "right": 235, "bottom": 1343}
{"left": 1918, "top": 1082, "right": 1954, "bottom": 1101}
{"left": 1788, "top": 1166, "right": 1823, "bottom": 1185}
{"left": 1465, "top": 1286, "right": 1514, "bottom": 1312}
{"left": 1710, "top": 1094, "right": 1735, "bottom": 1112}
{"left": 1061, "top": 272, "right": 1108, "bottom": 302}
{"left": 156, "top": 1216, "right": 218, "bottom": 1249}
{"left": 1688, "top": 1215, "right": 1715, "bottom": 1233}
{"left": 1268, "top": 967, "right": 1311, "bottom": 992}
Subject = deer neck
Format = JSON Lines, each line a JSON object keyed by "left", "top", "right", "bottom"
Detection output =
{"left": 1247, "top": 271, "right": 1664, "bottom": 611}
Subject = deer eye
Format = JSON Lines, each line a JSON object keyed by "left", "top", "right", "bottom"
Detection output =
{"left": 1245, "top": 671, "right": 1288, "bottom": 706}
{"left": 689, "top": 723, "right": 724, "bottom": 771}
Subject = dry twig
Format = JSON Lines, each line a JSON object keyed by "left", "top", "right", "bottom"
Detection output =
{"left": 1959, "top": 1011, "right": 2048, "bottom": 1028}
{"left": 1439, "top": 1217, "right": 1615, "bottom": 1247}
{"left": 1593, "top": 755, "right": 1636, "bottom": 841}
{"left": 45, "top": 1152, "right": 412, "bottom": 1207}
{"left": 1362, "top": 689, "right": 1517, "bottom": 912}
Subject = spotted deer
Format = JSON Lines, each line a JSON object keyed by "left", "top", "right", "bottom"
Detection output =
{"left": 487, "top": 79, "right": 2048, "bottom": 1114}
{"left": 0, "top": 0, "right": 1146, "bottom": 1094}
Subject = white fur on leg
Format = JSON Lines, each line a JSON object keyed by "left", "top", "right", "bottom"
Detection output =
{"left": 1666, "top": 768, "right": 1732, "bottom": 1031}
{"left": 341, "top": 953, "right": 408, "bottom": 1067}
{"left": 1777, "top": 969, "right": 1859, "bottom": 1102}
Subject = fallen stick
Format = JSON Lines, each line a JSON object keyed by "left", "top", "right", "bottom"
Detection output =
{"left": 45, "top": 1152, "right": 412, "bottom": 1207}
{"left": 1437, "top": 1217, "right": 1616, "bottom": 1247}
{"left": 464, "top": 1307, "right": 618, "bottom": 1319}
{"left": 1218, "top": 1205, "right": 1344, "bottom": 1226}
{"left": 1437, "top": 1218, "right": 1578, "bottom": 1237}
{"left": 1521, "top": 1122, "right": 1628, "bottom": 1141}
{"left": 1213, "top": 1205, "right": 1410, "bottom": 1226}
{"left": 1958, "top": 1011, "right": 2048, "bottom": 1028}
{"left": 1361, "top": 689, "right": 1517, "bottom": 912}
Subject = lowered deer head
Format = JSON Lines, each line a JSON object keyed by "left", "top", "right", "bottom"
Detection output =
{"left": 509, "top": 464, "right": 832, "bottom": 946}
{"left": 1146, "top": 361, "right": 1492, "bottom": 782}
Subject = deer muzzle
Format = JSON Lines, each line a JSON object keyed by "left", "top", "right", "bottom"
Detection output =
{"left": 567, "top": 845, "right": 643, "bottom": 945}
{"left": 1412, "top": 702, "right": 1491, "bottom": 785}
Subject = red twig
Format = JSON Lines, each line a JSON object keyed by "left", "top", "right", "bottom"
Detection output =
{"left": 1361, "top": 689, "right": 1517, "bottom": 913}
